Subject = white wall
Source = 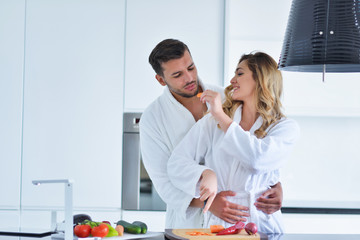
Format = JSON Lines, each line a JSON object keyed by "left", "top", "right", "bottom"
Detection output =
{"left": 124, "top": 0, "right": 225, "bottom": 111}
{"left": 21, "top": 0, "right": 125, "bottom": 209}
{"left": 0, "top": 0, "right": 25, "bottom": 229}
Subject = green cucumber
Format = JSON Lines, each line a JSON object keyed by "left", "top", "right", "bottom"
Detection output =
{"left": 132, "top": 221, "right": 147, "bottom": 234}
{"left": 116, "top": 220, "right": 141, "bottom": 234}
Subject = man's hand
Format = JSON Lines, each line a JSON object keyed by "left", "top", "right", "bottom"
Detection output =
{"left": 254, "top": 182, "right": 283, "bottom": 214}
{"left": 209, "top": 191, "right": 249, "bottom": 224}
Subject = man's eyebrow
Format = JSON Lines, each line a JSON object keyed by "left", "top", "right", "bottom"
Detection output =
{"left": 171, "top": 63, "right": 195, "bottom": 76}
{"left": 171, "top": 70, "right": 181, "bottom": 76}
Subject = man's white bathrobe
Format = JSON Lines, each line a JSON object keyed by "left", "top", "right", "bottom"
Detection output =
{"left": 167, "top": 106, "right": 300, "bottom": 233}
{"left": 139, "top": 81, "right": 224, "bottom": 229}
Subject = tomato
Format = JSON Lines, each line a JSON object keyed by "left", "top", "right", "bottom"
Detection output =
{"left": 74, "top": 224, "right": 91, "bottom": 238}
{"left": 91, "top": 223, "right": 109, "bottom": 238}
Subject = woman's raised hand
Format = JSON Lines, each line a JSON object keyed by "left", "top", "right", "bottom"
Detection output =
{"left": 199, "top": 90, "right": 233, "bottom": 132}
{"left": 199, "top": 169, "right": 218, "bottom": 213}
{"left": 199, "top": 90, "right": 223, "bottom": 119}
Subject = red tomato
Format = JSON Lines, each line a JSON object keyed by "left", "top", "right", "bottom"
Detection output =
{"left": 74, "top": 224, "right": 91, "bottom": 238}
{"left": 91, "top": 223, "right": 109, "bottom": 238}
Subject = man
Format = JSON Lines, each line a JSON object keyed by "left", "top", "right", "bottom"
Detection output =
{"left": 139, "top": 39, "right": 283, "bottom": 228}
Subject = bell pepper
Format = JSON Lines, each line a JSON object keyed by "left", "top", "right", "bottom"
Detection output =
{"left": 234, "top": 221, "right": 245, "bottom": 230}
{"left": 216, "top": 225, "right": 240, "bottom": 235}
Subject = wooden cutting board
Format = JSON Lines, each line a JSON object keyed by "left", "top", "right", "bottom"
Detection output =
{"left": 165, "top": 228, "right": 266, "bottom": 240}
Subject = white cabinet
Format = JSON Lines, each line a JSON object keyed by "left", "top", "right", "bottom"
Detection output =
{"left": 20, "top": 0, "right": 126, "bottom": 214}
{"left": 0, "top": 0, "right": 24, "bottom": 210}
{"left": 0, "top": 211, "right": 20, "bottom": 230}
{"left": 124, "top": 0, "right": 225, "bottom": 111}
{"left": 122, "top": 210, "right": 166, "bottom": 232}
{"left": 283, "top": 213, "right": 360, "bottom": 234}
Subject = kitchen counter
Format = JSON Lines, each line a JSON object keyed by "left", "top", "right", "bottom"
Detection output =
{"left": 0, "top": 233, "right": 359, "bottom": 240}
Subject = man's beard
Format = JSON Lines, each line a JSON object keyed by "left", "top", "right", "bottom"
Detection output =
{"left": 168, "top": 80, "right": 200, "bottom": 98}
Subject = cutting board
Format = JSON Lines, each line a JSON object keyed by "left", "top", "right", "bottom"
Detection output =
{"left": 165, "top": 228, "right": 266, "bottom": 240}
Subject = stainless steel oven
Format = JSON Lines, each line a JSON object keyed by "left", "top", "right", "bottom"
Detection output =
{"left": 122, "top": 112, "right": 166, "bottom": 211}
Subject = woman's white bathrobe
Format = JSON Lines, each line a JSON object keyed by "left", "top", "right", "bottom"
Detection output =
{"left": 167, "top": 106, "right": 300, "bottom": 233}
{"left": 139, "top": 80, "right": 224, "bottom": 229}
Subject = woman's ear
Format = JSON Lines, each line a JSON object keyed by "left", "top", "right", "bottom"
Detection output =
{"left": 155, "top": 74, "right": 166, "bottom": 86}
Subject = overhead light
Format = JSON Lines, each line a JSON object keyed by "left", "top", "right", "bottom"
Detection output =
{"left": 278, "top": 0, "right": 360, "bottom": 78}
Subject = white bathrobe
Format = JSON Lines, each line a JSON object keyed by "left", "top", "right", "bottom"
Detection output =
{"left": 139, "top": 80, "right": 224, "bottom": 229}
{"left": 167, "top": 105, "right": 300, "bottom": 233}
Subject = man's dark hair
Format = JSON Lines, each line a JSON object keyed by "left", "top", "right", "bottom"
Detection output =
{"left": 149, "top": 39, "right": 191, "bottom": 77}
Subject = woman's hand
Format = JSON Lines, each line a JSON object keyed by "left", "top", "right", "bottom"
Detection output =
{"left": 199, "top": 169, "right": 218, "bottom": 213}
{"left": 199, "top": 90, "right": 223, "bottom": 119}
{"left": 200, "top": 90, "right": 232, "bottom": 132}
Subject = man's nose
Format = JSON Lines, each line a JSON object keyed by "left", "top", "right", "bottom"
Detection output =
{"left": 184, "top": 70, "right": 194, "bottom": 83}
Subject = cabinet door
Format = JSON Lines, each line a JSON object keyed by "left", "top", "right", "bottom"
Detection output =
{"left": 124, "top": 0, "right": 225, "bottom": 111}
{"left": 21, "top": 0, "right": 125, "bottom": 210}
{"left": 0, "top": 0, "right": 24, "bottom": 210}
{"left": 0, "top": 211, "right": 20, "bottom": 230}
{"left": 122, "top": 210, "right": 166, "bottom": 232}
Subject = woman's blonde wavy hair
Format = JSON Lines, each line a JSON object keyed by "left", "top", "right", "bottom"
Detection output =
{"left": 222, "top": 52, "right": 284, "bottom": 138}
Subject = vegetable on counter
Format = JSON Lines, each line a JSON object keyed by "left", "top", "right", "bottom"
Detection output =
{"left": 210, "top": 225, "right": 224, "bottom": 233}
{"left": 132, "top": 221, "right": 148, "bottom": 234}
{"left": 245, "top": 222, "right": 258, "bottom": 235}
{"left": 234, "top": 221, "right": 245, "bottom": 231}
{"left": 116, "top": 220, "right": 142, "bottom": 234}
{"left": 74, "top": 219, "right": 118, "bottom": 238}
{"left": 186, "top": 231, "right": 212, "bottom": 236}
{"left": 103, "top": 223, "right": 119, "bottom": 237}
{"left": 74, "top": 224, "right": 91, "bottom": 238}
{"left": 73, "top": 214, "right": 92, "bottom": 226}
{"left": 216, "top": 226, "right": 240, "bottom": 235}
{"left": 115, "top": 224, "right": 124, "bottom": 236}
{"left": 215, "top": 221, "right": 245, "bottom": 236}
{"left": 91, "top": 223, "right": 109, "bottom": 238}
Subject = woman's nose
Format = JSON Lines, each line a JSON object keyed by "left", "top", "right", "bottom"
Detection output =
{"left": 230, "top": 76, "right": 236, "bottom": 84}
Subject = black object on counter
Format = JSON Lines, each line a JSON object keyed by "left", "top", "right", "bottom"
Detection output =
{"left": 0, "top": 230, "right": 55, "bottom": 238}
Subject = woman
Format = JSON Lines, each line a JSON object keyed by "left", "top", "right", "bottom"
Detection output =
{"left": 167, "top": 52, "right": 300, "bottom": 233}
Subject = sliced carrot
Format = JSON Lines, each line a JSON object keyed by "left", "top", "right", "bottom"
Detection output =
{"left": 196, "top": 92, "right": 203, "bottom": 98}
{"left": 186, "top": 231, "right": 212, "bottom": 236}
{"left": 210, "top": 224, "right": 225, "bottom": 233}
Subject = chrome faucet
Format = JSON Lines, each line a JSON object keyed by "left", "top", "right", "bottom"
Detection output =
{"left": 32, "top": 179, "right": 73, "bottom": 240}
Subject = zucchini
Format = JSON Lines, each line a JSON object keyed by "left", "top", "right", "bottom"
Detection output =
{"left": 116, "top": 220, "right": 141, "bottom": 234}
{"left": 132, "top": 221, "right": 147, "bottom": 234}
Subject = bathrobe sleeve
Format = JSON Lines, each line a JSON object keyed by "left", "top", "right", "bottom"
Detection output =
{"left": 139, "top": 110, "right": 195, "bottom": 216}
{"left": 167, "top": 115, "right": 213, "bottom": 197}
{"left": 221, "top": 118, "right": 300, "bottom": 173}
